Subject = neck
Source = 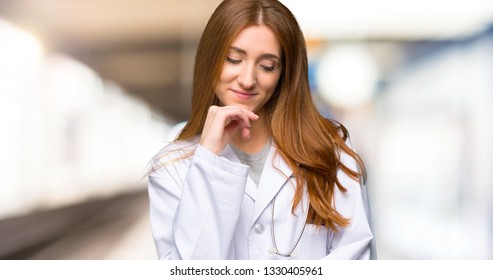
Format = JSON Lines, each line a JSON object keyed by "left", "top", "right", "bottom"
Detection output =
{"left": 231, "top": 111, "right": 270, "bottom": 154}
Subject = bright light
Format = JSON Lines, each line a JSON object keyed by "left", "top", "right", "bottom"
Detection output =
{"left": 0, "top": 19, "right": 45, "bottom": 219}
{"left": 280, "top": 0, "right": 493, "bottom": 39}
{"left": 0, "top": 19, "right": 44, "bottom": 77}
{"left": 315, "top": 43, "right": 379, "bottom": 108}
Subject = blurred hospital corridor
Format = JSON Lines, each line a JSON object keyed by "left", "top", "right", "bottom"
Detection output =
{"left": 0, "top": 189, "right": 156, "bottom": 259}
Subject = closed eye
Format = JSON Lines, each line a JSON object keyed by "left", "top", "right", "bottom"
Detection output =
{"left": 260, "top": 65, "right": 275, "bottom": 72}
{"left": 226, "top": 57, "right": 241, "bottom": 64}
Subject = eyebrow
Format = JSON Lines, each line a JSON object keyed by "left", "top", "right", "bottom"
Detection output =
{"left": 230, "top": 46, "right": 280, "bottom": 61}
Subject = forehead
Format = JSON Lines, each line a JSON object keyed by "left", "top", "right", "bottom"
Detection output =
{"left": 230, "top": 25, "right": 281, "bottom": 56}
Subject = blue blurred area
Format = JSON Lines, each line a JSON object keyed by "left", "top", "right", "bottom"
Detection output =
{"left": 311, "top": 26, "right": 493, "bottom": 259}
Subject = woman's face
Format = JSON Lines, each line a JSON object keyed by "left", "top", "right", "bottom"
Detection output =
{"left": 215, "top": 25, "right": 282, "bottom": 115}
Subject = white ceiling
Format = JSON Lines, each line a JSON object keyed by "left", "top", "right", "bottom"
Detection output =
{"left": 3, "top": 0, "right": 493, "bottom": 44}
{"left": 0, "top": 0, "right": 223, "bottom": 48}
{"left": 281, "top": 0, "right": 493, "bottom": 40}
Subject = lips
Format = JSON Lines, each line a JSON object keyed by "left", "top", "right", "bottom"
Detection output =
{"left": 232, "top": 89, "right": 255, "bottom": 95}
{"left": 231, "top": 89, "right": 257, "bottom": 99}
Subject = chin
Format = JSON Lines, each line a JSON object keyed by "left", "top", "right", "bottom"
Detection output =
{"left": 221, "top": 101, "right": 255, "bottom": 112}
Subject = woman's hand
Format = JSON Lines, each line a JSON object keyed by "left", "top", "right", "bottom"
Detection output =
{"left": 199, "top": 105, "right": 259, "bottom": 155}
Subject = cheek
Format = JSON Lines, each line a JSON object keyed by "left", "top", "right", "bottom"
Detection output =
{"left": 215, "top": 66, "right": 232, "bottom": 100}
{"left": 260, "top": 74, "right": 281, "bottom": 93}
{"left": 218, "top": 65, "right": 237, "bottom": 83}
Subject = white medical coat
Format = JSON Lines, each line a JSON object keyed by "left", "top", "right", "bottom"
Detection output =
{"left": 148, "top": 138, "right": 374, "bottom": 260}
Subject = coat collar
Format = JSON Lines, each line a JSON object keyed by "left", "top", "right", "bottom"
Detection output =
{"left": 220, "top": 143, "right": 294, "bottom": 225}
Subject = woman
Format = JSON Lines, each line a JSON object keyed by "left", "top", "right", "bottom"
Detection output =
{"left": 148, "top": 0, "right": 375, "bottom": 260}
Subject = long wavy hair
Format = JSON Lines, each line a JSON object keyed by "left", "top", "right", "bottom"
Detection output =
{"left": 177, "top": 0, "right": 365, "bottom": 231}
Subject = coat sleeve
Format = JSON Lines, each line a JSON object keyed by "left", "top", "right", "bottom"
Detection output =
{"left": 147, "top": 144, "right": 249, "bottom": 259}
{"left": 322, "top": 147, "right": 375, "bottom": 260}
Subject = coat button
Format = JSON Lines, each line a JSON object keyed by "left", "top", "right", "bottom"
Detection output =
{"left": 254, "top": 223, "right": 265, "bottom": 234}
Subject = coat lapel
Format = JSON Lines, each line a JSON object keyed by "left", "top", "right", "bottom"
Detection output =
{"left": 220, "top": 144, "right": 294, "bottom": 225}
{"left": 251, "top": 145, "right": 293, "bottom": 225}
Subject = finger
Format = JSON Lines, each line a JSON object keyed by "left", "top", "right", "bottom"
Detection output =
{"left": 241, "top": 126, "right": 251, "bottom": 140}
{"left": 221, "top": 109, "right": 252, "bottom": 129}
{"left": 220, "top": 106, "right": 259, "bottom": 120}
{"left": 242, "top": 109, "right": 259, "bottom": 121}
{"left": 237, "top": 107, "right": 259, "bottom": 123}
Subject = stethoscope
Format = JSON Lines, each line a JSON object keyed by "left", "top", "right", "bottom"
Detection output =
{"left": 268, "top": 196, "right": 308, "bottom": 258}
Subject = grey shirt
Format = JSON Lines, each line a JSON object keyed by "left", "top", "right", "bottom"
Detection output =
{"left": 230, "top": 142, "right": 271, "bottom": 187}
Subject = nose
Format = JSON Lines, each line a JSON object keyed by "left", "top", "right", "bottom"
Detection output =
{"left": 238, "top": 63, "right": 256, "bottom": 89}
